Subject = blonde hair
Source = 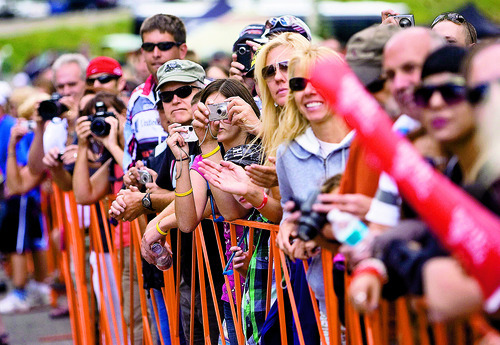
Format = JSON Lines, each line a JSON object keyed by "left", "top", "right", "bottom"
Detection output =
{"left": 280, "top": 45, "right": 343, "bottom": 143}
{"left": 18, "top": 92, "right": 50, "bottom": 120}
{"left": 254, "top": 32, "right": 310, "bottom": 160}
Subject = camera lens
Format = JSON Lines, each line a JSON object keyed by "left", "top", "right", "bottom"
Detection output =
{"left": 238, "top": 46, "right": 247, "bottom": 54}
{"left": 90, "top": 118, "right": 110, "bottom": 137}
{"left": 399, "top": 18, "right": 412, "bottom": 27}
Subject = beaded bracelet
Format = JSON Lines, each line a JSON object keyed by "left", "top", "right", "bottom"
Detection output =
{"left": 175, "top": 188, "right": 193, "bottom": 197}
{"left": 201, "top": 145, "right": 220, "bottom": 159}
{"left": 156, "top": 222, "right": 168, "bottom": 236}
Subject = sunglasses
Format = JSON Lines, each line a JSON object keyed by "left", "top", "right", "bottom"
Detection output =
{"left": 141, "top": 41, "right": 183, "bottom": 52}
{"left": 289, "top": 77, "right": 310, "bottom": 92}
{"left": 86, "top": 74, "right": 119, "bottom": 86}
{"left": 158, "top": 85, "right": 200, "bottom": 103}
{"left": 261, "top": 60, "right": 289, "bottom": 79}
{"left": 414, "top": 83, "right": 467, "bottom": 108}
{"left": 265, "top": 16, "right": 295, "bottom": 29}
{"left": 467, "top": 79, "right": 500, "bottom": 106}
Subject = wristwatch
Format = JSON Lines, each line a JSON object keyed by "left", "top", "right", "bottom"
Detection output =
{"left": 142, "top": 193, "right": 155, "bottom": 211}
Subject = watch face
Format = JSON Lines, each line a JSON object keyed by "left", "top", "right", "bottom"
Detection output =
{"left": 142, "top": 195, "right": 151, "bottom": 208}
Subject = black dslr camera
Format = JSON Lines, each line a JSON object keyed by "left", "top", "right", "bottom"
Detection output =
{"left": 87, "top": 101, "right": 116, "bottom": 137}
{"left": 290, "top": 190, "right": 328, "bottom": 242}
{"left": 38, "top": 93, "right": 68, "bottom": 121}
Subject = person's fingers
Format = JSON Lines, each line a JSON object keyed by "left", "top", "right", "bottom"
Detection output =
{"left": 115, "top": 197, "right": 127, "bottom": 209}
{"left": 229, "top": 246, "right": 241, "bottom": 252}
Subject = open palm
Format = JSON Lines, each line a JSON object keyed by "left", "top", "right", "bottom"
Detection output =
{"left": 198, "top": 159, "right": 250, "bottom": 196}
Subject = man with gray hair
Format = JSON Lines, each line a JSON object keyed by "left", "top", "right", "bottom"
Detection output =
{"left": 28, "top": 53, "right": 88, "bottom": 179}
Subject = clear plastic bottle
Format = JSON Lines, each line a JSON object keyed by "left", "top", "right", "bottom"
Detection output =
{"left": 151, "top": 243, "right": 172, "bottom": 271}
{"left": 327, "top": 209, "right": 369, "bottom": 246}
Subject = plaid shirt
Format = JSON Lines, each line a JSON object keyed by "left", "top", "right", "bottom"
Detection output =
{"left": 243, "top": 227, "right": 270, "bottom": 345}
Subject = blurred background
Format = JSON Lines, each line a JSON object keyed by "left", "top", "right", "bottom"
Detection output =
{"left": 0, "top": 0, "right": 498, "bottom": 82}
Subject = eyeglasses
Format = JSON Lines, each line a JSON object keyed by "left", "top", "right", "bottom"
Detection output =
{"left": 86, "top": 74, "right": 119, "bottom": 86}
{"left": 467, "top": 79, "right": 500, "bottom": 106}
{"left": 261, "top": 60, "right": 289, "bottom": 79}
{"left": 158, "top": 85, "right": 200, "bottom": 103}
{"left": 414, "top": 83, "right": 467, "bottom": 108}
{"left": 289, "top": 77, "right": 310, "bottom": 91}
{"left": 141, "top": 41, "right": 183, "bottom": 52}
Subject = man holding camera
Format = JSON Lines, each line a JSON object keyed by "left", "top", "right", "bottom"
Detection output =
{"left": 28, "top": 53, "right": 89, "bottom": 190}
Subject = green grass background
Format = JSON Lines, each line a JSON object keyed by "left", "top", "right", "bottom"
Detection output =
{"left": 0, "top": 0, "right": 498, "bottom": 73}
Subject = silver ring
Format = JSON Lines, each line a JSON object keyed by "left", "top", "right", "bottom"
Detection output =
{"left": 354, "top": 292, "right": 367, "bottom": 305}
{"left": 73, "top": 153, "right": 77, "bottom": 158}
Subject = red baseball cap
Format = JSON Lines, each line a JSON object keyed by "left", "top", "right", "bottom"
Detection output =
{"left": 86, "top": 56, "right": 123, "bottom": 78}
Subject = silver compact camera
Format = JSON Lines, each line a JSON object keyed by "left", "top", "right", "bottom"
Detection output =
{"left": 137, "top": 170, "right": 153, "bottom": 185}
{"left": 207, "top": 102, "right": 229, "bottom": 121}
{"left": 179, "top": 125, "right": 198, "bottom": 142}
{"left": 389, "top": 14, "right": 415, "bottom": 28}
{"left": 21, "top": 120, "right": 36, "bottom": 131}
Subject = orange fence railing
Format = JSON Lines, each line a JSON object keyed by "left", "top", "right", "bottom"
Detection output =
{"left": 44, "top": 185, "right": 498, "bottom": 345}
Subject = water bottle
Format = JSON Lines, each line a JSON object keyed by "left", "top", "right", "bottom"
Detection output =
{"left": 151, "top": 243, "right": 172, "bottom": 271}
{"left": 327, "top": 209, "right": 368, "bottom": 246}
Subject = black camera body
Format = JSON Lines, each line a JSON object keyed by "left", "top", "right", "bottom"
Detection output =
{"left": 38, "top": 93, "right": 68, "bottom": 121}
{"left": 88, "top": 101, "right": 116, "bottom": 137}
{"left": 291, "top": 190, "right": 327, "bottom": 242}
{"left": 236, "top": 43, "right": 252, "bottom": 72}
{"left": 390, "top": 14, "right": 415, "bottom": 28}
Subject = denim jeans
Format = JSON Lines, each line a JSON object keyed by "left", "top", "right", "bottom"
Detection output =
{"left": 223, "top": 301, "right": 238, "bottom": 345}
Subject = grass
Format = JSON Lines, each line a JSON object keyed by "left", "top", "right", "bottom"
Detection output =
{"left": 0, "top": 15, "right": 133, "bottom": 73}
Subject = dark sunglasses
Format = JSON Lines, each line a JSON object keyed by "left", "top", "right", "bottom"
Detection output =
{"left": 414, "top": 83, "right": 467, "bottom": 108}
{"left": 158, "top": 85, "right": 200, "bottom": 103}
{"left": 431, "top": 12, "right": 466, "bottom": 27}
{"left": 141, "top": 41, "right": 183, "bottom": 52}
{"left": 261, "top": 60, "right": 289, "bottom": 79}
{"left": 289, "top": 77, "right": 310, "bottom": 92}
{"left": 466, "top": 79, "right": 500, "bottom": 105}
{"left": 86, "top": 74, "right": 119, "bottom": 86}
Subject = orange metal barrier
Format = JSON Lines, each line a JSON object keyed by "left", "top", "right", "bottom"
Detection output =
{"left": 46, "top": 186, "right": 499, "bottom": 345}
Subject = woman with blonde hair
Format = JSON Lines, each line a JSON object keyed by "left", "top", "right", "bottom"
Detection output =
{"left": 245, "top": 32, "right": 310, "bottom": 188}
{"left": 275, "top": 45, "right": 353, "bottom": 343}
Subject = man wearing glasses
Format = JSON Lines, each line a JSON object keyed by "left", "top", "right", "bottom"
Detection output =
{"left": 123, "top": 13, "right": 188, "bottom": 171}
{"left": 86, "top": 56, "right": 126, "bottom": 94}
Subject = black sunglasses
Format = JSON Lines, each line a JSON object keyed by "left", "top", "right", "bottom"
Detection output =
{"left": 289, "top": 77, "right": 310, "bottom": 91}
{"left": 158, "top": 85, "right": 200, "bottom": 103}
{"left": 466, "top": 79, "right": 500, "bottom": 105}
{"left": 414, "top": 83, "right": 467, "bottom": 108}
{"left": 86, "top": 74, "right": 119, "bottom": 86}
{"left": 141, "top": 41, "right": 183, "bottom": 52}
{"left": 261, "top": 60, "right": 289, "bottom": 79}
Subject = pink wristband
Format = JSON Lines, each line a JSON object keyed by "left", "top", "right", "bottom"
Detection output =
{"left": 255, "top": 191, "right": 268, "bottom": 210}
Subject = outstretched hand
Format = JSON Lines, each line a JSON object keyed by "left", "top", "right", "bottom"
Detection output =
{"left": 198, "top": 159, "right": 250, "bottom": 196}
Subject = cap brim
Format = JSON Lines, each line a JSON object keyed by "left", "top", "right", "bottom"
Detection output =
{"left": 349, "top": 64, "right": 381, "bottom": 87}
{"left": 157, "top": 75, "right": 199, "bottom": 89}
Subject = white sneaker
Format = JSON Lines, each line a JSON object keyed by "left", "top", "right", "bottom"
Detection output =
{"left": 0, "top": 291, "right": 30, "bottom": 314}
{"left": 26, "top": 281, "right": 51, "bottom": 307}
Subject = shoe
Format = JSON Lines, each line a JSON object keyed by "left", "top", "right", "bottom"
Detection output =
{"left": 26, "top": 281, "right": 51, "bottom": 307}
{"left": 0, "top": 291, "right": 30, "bottom": 314}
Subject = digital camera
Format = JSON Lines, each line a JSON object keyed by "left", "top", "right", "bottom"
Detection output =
{"left": 38, "top": 93, "right": 68, "bottom": 121}
{"left": 389, "top": 14, "right": 415, "bottom": 28}
{"left": 208, "top": 102, "right": 229, "bottom": 121}
{"left": 236, "top": 43, "right": 252, "bottom": 72}
{"left": 21, "top": 120, "right": 36, "bottom": 131}
{"left": 179, "top": 125, "right": 198, "bottom": 142}
{"left": 290, "top": 190, "right": 328, "bottom": 242}
{"left": 137, "top": 170, "right": 153, "bottom": 185}
{"left": 87, "top": 101, "right": 116, "bottom": 137}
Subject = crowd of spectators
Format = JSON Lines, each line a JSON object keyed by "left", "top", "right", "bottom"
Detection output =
{"left": 0, "top": 7, "right": 498, "bottom": 345}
